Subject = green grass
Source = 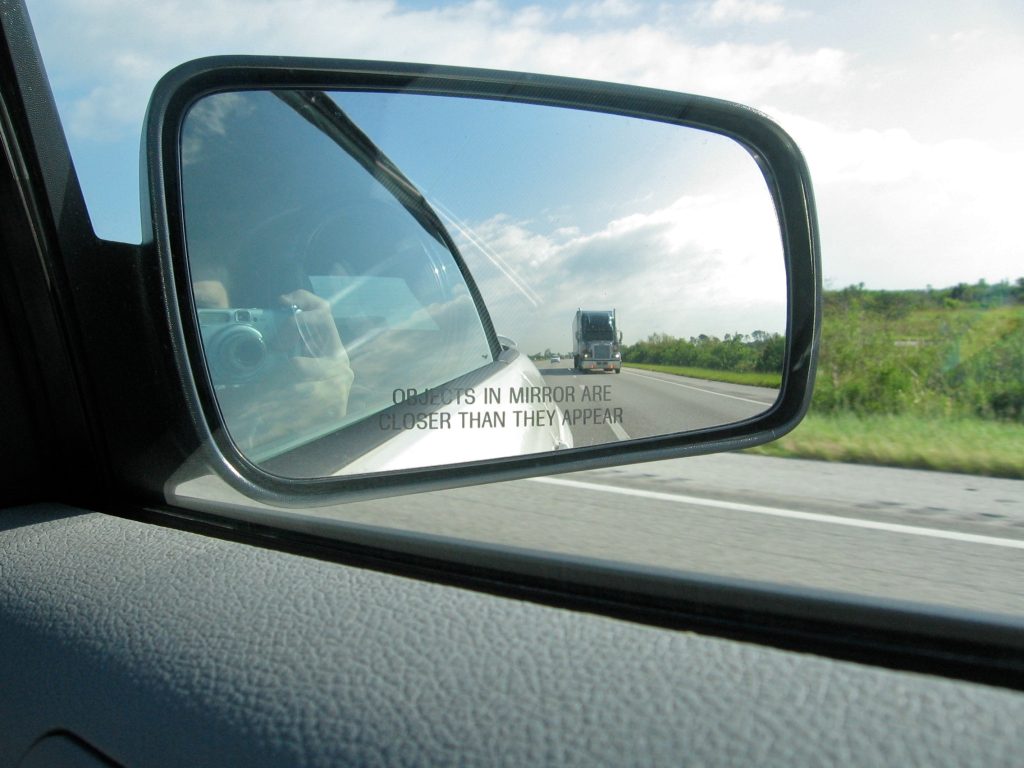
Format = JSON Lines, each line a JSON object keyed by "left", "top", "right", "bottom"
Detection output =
{"left": 746, "top": 413, "right": 1024, "bottom": 479}
{"left": 625, "top": 288, "right": 1023, "bottom": 476}
{"left": 812, "top": 303, "right": 1023, "bottom": 420}
{"left": 623, "top": 363, "right": 781, "bottom": 389}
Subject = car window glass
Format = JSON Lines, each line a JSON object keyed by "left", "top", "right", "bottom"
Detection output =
{"left": 25, "top": 0, "right": 1024, "bottom": 624}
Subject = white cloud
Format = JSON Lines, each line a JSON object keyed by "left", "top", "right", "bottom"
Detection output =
{"left": 180, "top": 92, "right": 254, "bottom": 166}
{"left": 32, "top": 0, "right": 848, "bottom": 143}
{"left": 66, "top": 84, "right": 140, "bottom": 141}
{"left": 691, "top": 0, "right": 786, "bottom": 26}
{"left": 768, "top": 109, "right": 1024, "bottom": 288}
{"left": 563, "top": 0, "right": 643, "bottom": 21}
{"left": 26, "top": 0, "right": 1024, "bottom": 293}
{"left": 456, "top": 187, "right": 787, "bottom": 351}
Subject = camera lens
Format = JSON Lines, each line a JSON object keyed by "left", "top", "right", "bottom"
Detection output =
{"left": 229, "top": 335, "right": 265, "bottom": 370}
{"left": 217, "top": 324, "right": 267, "bottom": 382}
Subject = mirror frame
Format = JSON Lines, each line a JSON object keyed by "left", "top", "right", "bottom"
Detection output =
{"left": 143, "top": 56, "right": 821, "bottom": 507}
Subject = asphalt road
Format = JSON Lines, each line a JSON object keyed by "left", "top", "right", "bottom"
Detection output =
{"left": 174, "top": 362, "right": 1024, "bottom": 620}
{"left": 326, "top": 452, "right": 1024, "bottom": 618}
{"left": 536, "top": 361, "right": 778, "bottom": 446}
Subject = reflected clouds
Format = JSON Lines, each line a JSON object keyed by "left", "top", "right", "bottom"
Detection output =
{"left": 451, "top": 185, "right": 786, "bottom": 353}
{"left": 181, "top": 92, "right": 253, "bottom": 166}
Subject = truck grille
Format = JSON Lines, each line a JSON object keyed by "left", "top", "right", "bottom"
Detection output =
{"left": 592, "top": 343, "right": 612, "bottom": 360}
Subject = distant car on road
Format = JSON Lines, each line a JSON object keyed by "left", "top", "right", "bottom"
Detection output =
{"left": 550, "top": 355, "right": 561, "bottom": 363}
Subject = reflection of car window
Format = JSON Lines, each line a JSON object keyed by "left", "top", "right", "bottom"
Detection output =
{"left": 309, "top": 276, "right": 440, "bottom": 333}
{"left": 181, "top": 92, "right": 494, "bottom": 459}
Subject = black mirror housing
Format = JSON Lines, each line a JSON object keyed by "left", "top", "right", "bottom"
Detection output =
{"left": 142, "top": 56, "right": 821, "bottom": 507}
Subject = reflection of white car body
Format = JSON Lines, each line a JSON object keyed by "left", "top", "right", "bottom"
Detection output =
{"left": 339, "top": 352, "right": 572, "bottom": 474}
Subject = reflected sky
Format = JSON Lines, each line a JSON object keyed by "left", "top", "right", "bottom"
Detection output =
{"left": 331, "top": 91, "right": 786, "bottom": 354}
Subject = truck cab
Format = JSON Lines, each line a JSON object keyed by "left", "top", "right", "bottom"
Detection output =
{"left": 573, "top": 309, "right": 622, "bottom": 373}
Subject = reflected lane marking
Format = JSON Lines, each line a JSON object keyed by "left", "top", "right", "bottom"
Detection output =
{"left": 622, "top": 369, "right": 774, "bottom": 406}
{"left": 530, "top": 477, "right": 1024, "bottom": 550}
{"left": 570, "top": 379, "right": 630, "bottom": 441}
{"left": 609, "top": 421, "right": 630, "bottom": 442}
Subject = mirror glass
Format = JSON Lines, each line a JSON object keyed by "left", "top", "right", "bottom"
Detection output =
{"left": 180, "top": 88, "right": 786, "bottom": 477}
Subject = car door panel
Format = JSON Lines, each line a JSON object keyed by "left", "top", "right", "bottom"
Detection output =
{"left": 2, "top": 503, "right": 1023, "bottom": 767}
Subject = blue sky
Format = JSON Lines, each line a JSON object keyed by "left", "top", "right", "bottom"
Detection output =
{"left": 333, "top": 94, "right": 788, "bottom": 347}
{"left": 25, "top": 0, "right": 1024, "bottom": 303}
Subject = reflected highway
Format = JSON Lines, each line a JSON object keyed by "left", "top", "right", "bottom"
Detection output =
{"left": 536, "top": 361, "right": 778, "bottom": 446}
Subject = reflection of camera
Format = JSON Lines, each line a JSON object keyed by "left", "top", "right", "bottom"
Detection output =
{"left": 198, "top": 308, "right": 294, "bottom": 386}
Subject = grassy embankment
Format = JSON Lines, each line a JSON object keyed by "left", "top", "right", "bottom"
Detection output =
{"left": 624, "top": 280, "right": 1024, "bottom": 478}
{"left": 752, "top": 413, "right": 1023, "bottom": 478}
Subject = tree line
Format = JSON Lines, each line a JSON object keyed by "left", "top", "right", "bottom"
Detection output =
{"left": 825, "top": 277, "right": 1024, "bottom": 316}
{"left": 621, "top": 278, "right": 1023, "bottom": 423}
{"left": 622, "top": 330, "right": 785, "bottom": 374}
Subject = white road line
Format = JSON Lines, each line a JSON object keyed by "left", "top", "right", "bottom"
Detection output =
{"left": 608, "top": 421, "right": 631, "bottom": 441}
{"left": 622, "top": 368, "right": 774, "bottom": 406}
{"left": 570, "top": 379, "right": 630, "bottom": 440}
{"left": 530, "top": 477, "right": 1024, "bottom": 550}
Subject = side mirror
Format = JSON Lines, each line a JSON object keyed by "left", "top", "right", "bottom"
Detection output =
{"left": 143, "top": 57, "right": 820, "bottom": 506}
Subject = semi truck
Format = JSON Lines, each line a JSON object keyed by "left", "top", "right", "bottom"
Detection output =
{"left": 572, "top": 308, "right": 622, "bottom": 373}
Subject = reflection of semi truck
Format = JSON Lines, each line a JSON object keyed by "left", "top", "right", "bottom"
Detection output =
{"left": 572, "top": 308, "right": 622, "bottom": 373}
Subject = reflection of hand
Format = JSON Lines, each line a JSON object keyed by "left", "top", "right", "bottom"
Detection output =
{"left": 279, "top": 289, "right": 355, "bottom": 409}
{"left": 216, "top": 289, "right": 356, "bottom": 458}
{"left": 280, "top": 289, "right": 346, "bottom": 359}
{"left": 194, "top": 280, "right": 229, "bottom": 308}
